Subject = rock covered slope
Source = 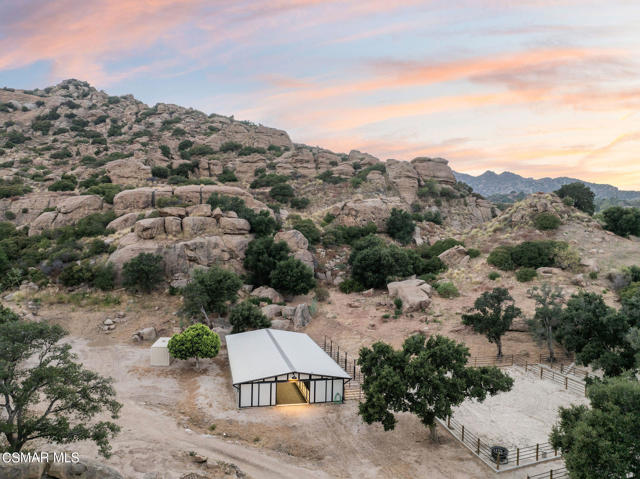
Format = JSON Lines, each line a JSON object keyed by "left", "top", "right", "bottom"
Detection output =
{"left": 0, "top": 79, "right": 499, "bottom": 287}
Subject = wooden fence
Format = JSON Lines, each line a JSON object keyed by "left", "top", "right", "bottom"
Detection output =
{"left": 526, "top": 466, "right": 569, "bottom": 479}
{"left": 515, "top": 360, "right": 587, "bottom": 396}
{"left": 439, "top": 415, "right": 560, "bottom": 472}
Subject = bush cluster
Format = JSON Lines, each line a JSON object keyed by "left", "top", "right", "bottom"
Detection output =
{"left": 601, "top": 206, "right": 640, "bottom": 237}
{"left": 207, "top": 193, "right": 277, "bottom": 237}
{"left": 534, "top": 212, "right": 562, "bottom": 230}
{"left": 322, "top": 222, "right": 378, "bottom": 247}
{"left": 386, "top": 208, "right": 415, "bottom": 245}
{"left": 488, "top": 240, "right": 571, "bottom": 271}
{"left": 289, "top": 216, "right": 321, "bottom": 245}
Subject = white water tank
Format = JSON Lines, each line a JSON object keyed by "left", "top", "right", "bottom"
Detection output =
{"left": 150, "top": 337, "right": 171, "bottom": 366}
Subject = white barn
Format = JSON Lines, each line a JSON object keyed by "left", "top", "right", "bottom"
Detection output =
{"left": 226, "top": 328, "right": 351, "bottom": 408}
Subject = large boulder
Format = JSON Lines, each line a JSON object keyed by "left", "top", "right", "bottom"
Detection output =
{"left": 293, "top": 303, "right": 312, "bottom": 329}
{"left": 262, "top": 304, "right": 283, "bottom": 319}
{"left": 387, "top": 278, "right": 432, "bottom": 312}
{"left": 348, "top": 150, "right": 380, "bottom": 167}
{"left": 107, "top": 212, "right": 139, "bottom": 231}
{"left": 182, "top": 216, "right": 218, "bottom": 237}
{"left": 386, "top": 159, "right": 420, "bottom": 204}
{"left": 330, "top": 197, "right": 407, "bottom": 231}
{"left": 219, "top": 217, "right": 250, "bottom": 234}
{"left": 251, "top": 286, "right": 284, "bottom": 304}
{"left": 134, "top": 217, "right": 165, "bottom": 239}
{"left": 105, "top": 158, "right": 151, "bottom": 185}
{"left": 275, "top": 229, "right": 309, "bottom": 251}
{"left": 438, "top": 245, "right": 470, "bottom": 268}
{"left": 29, "top": 195, "right": 104, "bottom": 236}
{"left": 0, "top": 459, "right": 123, "bottom": 479}
{"left": 411, "top": 157, "right": 456, "bottom": 185}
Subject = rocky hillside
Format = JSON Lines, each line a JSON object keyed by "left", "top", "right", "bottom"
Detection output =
{"left": 0, "top": 79, "right": 502, "bottom": 290}
{"left": 454, "top": 170, "right": 640, "bottom": 201}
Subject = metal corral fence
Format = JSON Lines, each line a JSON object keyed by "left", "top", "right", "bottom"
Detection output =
{"left": 514, "top": 359, "right": 587, "bottom": 396}
{"left": 439, "top": 415, "right": 560, "bottom": 472}
{"left": 525, "top": 466, "right": 568, "bottom": 479}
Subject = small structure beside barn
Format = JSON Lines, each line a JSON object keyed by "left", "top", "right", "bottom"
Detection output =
{"left": 226, "top": 328, "right": 351, "bottom": 408}
{"left": 150, "top": 337, "right": 171, "bottom": 366}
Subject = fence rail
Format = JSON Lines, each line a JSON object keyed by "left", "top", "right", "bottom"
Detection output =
{"left": 516, "top": 360, "right": 587, "bottom": 396}
{"left": 526, "top": 467, "right": 569, "bottom": 479}
{"left": 441, "top": 415, "right": 560, "bottom": 471}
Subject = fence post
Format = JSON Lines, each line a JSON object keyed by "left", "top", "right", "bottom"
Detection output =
{"left": 511, "top": 354, "right": 514, "bottom": 366}
{"left": 345, "top": 352, "right": 348, "bottom": 370}
{"left": 550, "top": 470, "right": 553, "bottom": 479}
{"left": 560, "top": 363, "right": 563, "bottom": 374}
{"left": 536, "top": 443, "right": 539, "bottom": 461}
{"left": 447, "top": 416, "right": 451, "bottom": 428}
{"left": 565, "top": 377, "right": 568, "bottom": 390}
{"left": 324, "top": 336, "right": 326, "bottom": 350}
{"left": 337, "top": 345, "right": 339, "bottom": 362}
{"left": 461, "top": 425, "right": 465, "bottom": 442}
{"left": 525, "top": 360, "right": 528, "bottom": 372}
{"left": 540, "top": 367, "right": 543, "bottom": 379}
{"left": 353, "top": 359, "right": 356, "bottom": 379}
{"left": 496, "top": 451, "right": 500, "bottom": 470}
{"left": 330, "top": 340, "right": 333, "bottom": 356}
{"left": 584, "top": 383, "right": 587, "bottom": 397}
{"left": 476, "top": 438, "right": 480, "bottom": 454}
{"left": 517, "top": 448, "right": 520, "bottom": 465}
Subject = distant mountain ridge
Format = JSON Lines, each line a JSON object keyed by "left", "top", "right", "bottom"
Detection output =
{"left": 453, "top": 170, "right": 640, "bottom": 200}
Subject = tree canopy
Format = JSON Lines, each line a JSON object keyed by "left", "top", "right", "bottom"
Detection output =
{"left": 122, "top": 252, "right": 164, "bottom": 293}
{"left": 386, "top": 208, "right": 415, "bottom": 245}
{"left": 0, "top": 320, "right": 121, "bottom": 456}
{"left": 554, "top": 182, "right": 595, "bottom": 215}
{"left": 462, "top": 288, "right": 521, "bottom": 357}
{"left": 556, "top": 291, "right": 639, "bottom": 376}
{"left": 269, "top": 257, "right": 316, "bottom": 296}
{"left": 550, "top": 376, "right": 640, "bottom": 479}
{"left": 243, "top": 236, "right": 290, "bottom": 287}
{"left": 358, "top": 334, "right": 513, "bottom": 439}
{"left": 601, "top": 206, "right": 640, "bottom": 238}
{"left": 527, "top": 283, "right": 564, "bottom": 362}
{"left": 181, "top": 266, "right": 243, "bottom": 320}
{"left": 167, "top": 323, "right": 221, "bottom": 368}
{"left": 229, "top": 301, "right": 271, "bottom": 334}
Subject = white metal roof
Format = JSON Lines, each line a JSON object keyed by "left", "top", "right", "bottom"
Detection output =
{"left": 226, "top": 329, "right": 351, "bottom": 384}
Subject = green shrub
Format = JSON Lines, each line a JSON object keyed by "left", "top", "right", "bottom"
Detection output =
{"left": 122, "top": 253, "right": 164, "bottom": 292}
{"left": 92, "top": 263, "right": 115, "bottom": 290}
{"left": 85, "top": 239, "right": 111, "bottom": 257}
{"left": 488, "top": 271, "right": 501, "bottom": 281}
{"left": 516, "top": 267, "right": 537, "bottom": 282}
{"left": 4, "top": 211, "right": 16, "bottom": 220}
{"left": 178, "top": 140, "right": 193, "bottom": 151}
{"left": 243, "top": 237, "right": 290, "bottom": 287}
{"left": 386, "top": 208, "right": 415, "bottom": 245}
{"left": 269, "top": 183, "right": 294, "bottom": 202}
{"left": 168, "top": 324, "right": 220, "bottom": 367}
{"left": 589, "top": 271, "right": 598, "bottom": 280}
{"left": 314, "top": 287, "right": 330, "bottom": 302}
{"left": 250, "top": 173, "right": 289, "bottom": 189}
{"left": 534, "top": 212, "right": 561, "bottom": 230}
{"left": 238, "top": 146, "right": 266, "bottom": 156}
{"left": 467, "top": 248, "right": 481, "bottom": 258}
{"left": 229, "top": 301, "right": 271, "bottom": 333}
{"left": 601, "top": 206, "right": 640, "bottom": 237}
{"left": 349, "top": 239, "right": 416, "bottom": 289}
{"left": 435, "top": 281, "right": 460, "bottom": 298}
{"left": 339, "top": 278, "right": 364, "bottom": 294}
{"left": 207, "top": 193, "right": 277, "bottom": 237}
{"left": 420, "top": 238, "right": 463, "bottom": 258}
{"left": 270, "top": 257, "right": 315, "bottom": 296}
{"left": 317, "top": 170, "right": 345, "bottom": 184}
{"left": 59, "top": 262, "right": 94, "bottom": 287}
{"left": 151, "top": 166, "right": 169, "bottom": 178}
{"left": 619, "top": 282, "right": 640, "bottom": 302}
{"left": 181, "top": 266, "right": 242, "bottom": 317}
{"left": 321, "top": 222, "right": 377, "bottom": 247}
{"left": 488, "top": 246, "right": 516, "bottom": 271}
{"left": 417, "top": 179, "right": 440, "bottom": 198}
{"left": 511, "top": 241, "right": 560, "bottom": 269}
{"left": 219, "top": 141, "right": 242, "bottom": 152}
{"left": 554, "top": 182, "right": 595, "bottom": 215}
{"left": 290, "top": 217, "right": 321, "bottom": 245}
{"left": 289, "top": 197, "right": 310, "bottom": 210}
{"left": 217, "top": 168, "right": 238, "bottom": 183}
{"left": 86, "top": 184, "right": 123, "bottom": 204}
{"left": 189, "top": 144, "right": 215, "bottom": 156}
{"left": 323, "top": 213, "right": 336, "bottom": 225}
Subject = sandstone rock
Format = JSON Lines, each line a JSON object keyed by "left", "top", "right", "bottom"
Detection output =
{"left": 275, "top": 229, "right": 309, "bottom": 251}
{"left": 294, "top": 249, "right": 315, "bottom": 272}
{"left": 219, "top": 217, "right": 250, "bottom": 234}
{"left": 113, "top": 187, "right": 156, "bottom": 212}
{"left": 581, "top": 258, "right": 599, "bottom": 273}
{"left": 251, "top": 286, "right": 283, "bottom": 304}
{"left": 386, "top": 159, "right": 419, "bottom": 203}
{"left": 108, "top": 241, "right": 161, "bottom": 273}
{"left": 281, "top": 306, "right": 296, "bottom": 319}
{"left": 331, "top": 197, "right": 407, "bottom": 231}
{"left": 29, "top": 211, "right": 57, "bottom": 236}
{"left": 186, "top": 203, "right": 212, "bottom": 217}
{"left": 212, "top": 207, "right": 223, "bottom": 219}
{"left": 270, "top": 319, "right": 292, "bottom": 330}
{"left": 133, "top": 327, "right": 157, "bottom": 342}
{"left": 536, "top": 267, "right": 563, "bottom": 277}
{"left": 46, "top": 458, "right": 124, "bottom": 479}
{"left": 293, "top": 303, "right": 312, "bottom": 329}
{"left": 387, "top": 279, "right": 432, "bottom": 312}
{"left": 158, "top": 207, "right": 186, "bottom": 218}
{"left": 164, "top": 216, "right": 183, "bottom": 236}
{"left": 105, "top": 158, "right": 151, "bottom": 185}
{"left": 262, "top": 304, "right": 283, "bottom": 319}
{"left": 182, "top": 216, "right": 218, "bottom": 237}
{"left": 411, "top": 157, "right": 456, "bottom": 185}
{"left": 348, "top": 149, "right": 380, "bottom": 166}
{"left": 572, "top": 274, "right": 586, "bottom": 287}
{"left": 57, "top": 194, "right": 103, "bottom": 216}
{"left": 438, "top": 245, "right": 469, "bottom": 268}
{"left": 134, "top": 217, "right": 165, "bottom": 239}
{"left": 107, "top": 212, "right": 139, "bottom": 231}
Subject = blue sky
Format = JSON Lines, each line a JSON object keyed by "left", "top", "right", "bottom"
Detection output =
{"left": 1, "top": 0, "right": 639, "bottom": 187}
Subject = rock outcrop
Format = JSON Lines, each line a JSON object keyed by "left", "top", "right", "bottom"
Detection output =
{"left": 29, "top": 195, "right": 105, "bottom": 236}
{"left": 387, "top": 278, "right": 433, "bottom": 312}
{"left": 329, "top": 197, "right": 407, "bottom": 231}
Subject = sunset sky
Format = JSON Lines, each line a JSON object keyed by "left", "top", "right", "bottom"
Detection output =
{"left": 1, "top": 0, "right": 639, "bottom": 188}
